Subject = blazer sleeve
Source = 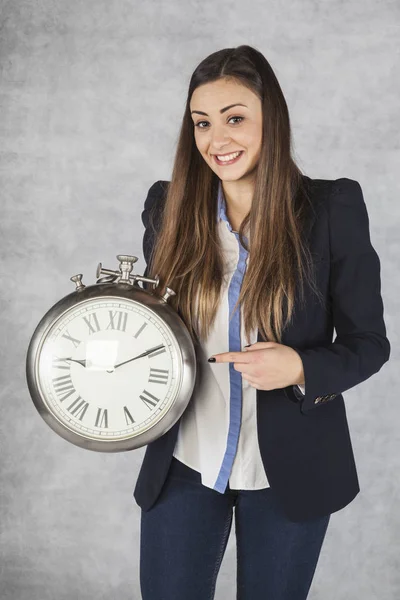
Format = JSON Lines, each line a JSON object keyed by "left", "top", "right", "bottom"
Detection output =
{"left": 292, "top": 178, "right": 390, "bottom": 413}
{"left": 141, "top": 180, "right": 168, "bottom": 286}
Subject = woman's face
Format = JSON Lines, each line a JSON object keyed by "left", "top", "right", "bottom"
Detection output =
{"left": 190, "top": 78, "right": 263, "bottom": 182}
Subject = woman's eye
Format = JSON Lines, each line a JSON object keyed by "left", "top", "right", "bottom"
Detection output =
{"left": 195, "top": 116, "right": 244, "bottom": 129}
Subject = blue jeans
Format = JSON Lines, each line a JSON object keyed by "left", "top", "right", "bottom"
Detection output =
{"left": 140, "top": 456, "right": 330, "bottom": 600}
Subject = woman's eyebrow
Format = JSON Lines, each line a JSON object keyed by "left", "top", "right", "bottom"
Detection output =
{"left": 190, "top": 103, "right": 248, "bottom": 116}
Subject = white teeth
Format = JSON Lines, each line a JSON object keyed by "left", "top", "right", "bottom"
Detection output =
{"left": 216, "top": 151, "right": 241, "bottom": 162}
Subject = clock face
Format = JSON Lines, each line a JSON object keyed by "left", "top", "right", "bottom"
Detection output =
{"left": 35, "top": 297, "right": 181, "bottom": 441}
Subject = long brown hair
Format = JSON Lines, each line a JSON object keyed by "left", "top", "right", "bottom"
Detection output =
{"left": 146, "top": 45, "right": 323, "bottom": 347}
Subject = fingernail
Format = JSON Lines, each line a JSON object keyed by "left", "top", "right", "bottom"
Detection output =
{"left": 244, "top": 344, "right": 252, "bottom": 347}
{"left": 208, "top": 357, "right": 216, "bottom": 362}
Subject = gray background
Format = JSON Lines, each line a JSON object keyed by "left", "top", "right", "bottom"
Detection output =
{"left": 1, "top": 1, "right": 398, "bottom": 598}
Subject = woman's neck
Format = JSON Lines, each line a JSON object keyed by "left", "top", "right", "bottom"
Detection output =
{"left": 222, "top": 179, "right": 254, "bottom": 231}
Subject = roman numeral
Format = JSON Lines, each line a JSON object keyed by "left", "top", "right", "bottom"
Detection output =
{"left": 149, "top": 368, "right": 169, "bottom": 385}
{"left": 133, "top": 322, "right": 148, "bottom": 338}
{"left": 62, "top": 329, "right": 81, "bottom": 348}
{"left": 123, "top": 406, "right": 135, "bottom": 426}
{"left": 67, "top": 397, "right": 89, "bottom": 421}
{"left": 83, "top": 312, "right": 101, "bottom": 334}
{"left": 52, "top": 355, "right": 71, "bottom": 370}
{"left": 52, "top": 374, "right": 76, "bottom": 402}
{"left": 106, "top": 310, "right": 128, "bottom": 332}
{"left": 95, "top": 408, "right": 108, "bottom": 429}
{"left": 139, "top": 389, "right": 161, "bottom": 410}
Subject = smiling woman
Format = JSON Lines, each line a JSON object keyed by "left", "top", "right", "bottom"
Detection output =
{"left": 135, "top": 44, "right": 390, "bottom": 600}
{"left": 190, "top": 84, "right": 262, "bottom": 201}
{"left": 147, "top": 69, "right": 321, "bottom": 347}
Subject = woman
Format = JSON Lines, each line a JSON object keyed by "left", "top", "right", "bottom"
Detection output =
{"left": 134, "top": 45, "right": 390, "bottom": 599}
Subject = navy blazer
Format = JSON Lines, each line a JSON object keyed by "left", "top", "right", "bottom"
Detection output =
{"left": 133, "top": 175, "right": 390, "bottom": 522}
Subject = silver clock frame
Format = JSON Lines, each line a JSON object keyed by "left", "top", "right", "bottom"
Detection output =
{"left": 26, "top": 255, "right": 197, "bottom": 453}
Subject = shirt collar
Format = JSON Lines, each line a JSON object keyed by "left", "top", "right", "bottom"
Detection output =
{"left": 217, "top": 180, "right": 249, "bottom": 243}
{"left": 217, "top": 180, "right": 234, "bottom": 232}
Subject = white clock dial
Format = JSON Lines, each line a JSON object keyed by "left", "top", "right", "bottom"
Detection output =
{"left": 36, "top": 297, "right": 181, "bottom": 441}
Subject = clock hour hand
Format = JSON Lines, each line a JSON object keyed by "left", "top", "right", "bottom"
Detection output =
{"left": 112, "top": 344, "right": 165, "bottom": 370}
{"left": 64, "top": 357, "right": 87, "bottom": 367}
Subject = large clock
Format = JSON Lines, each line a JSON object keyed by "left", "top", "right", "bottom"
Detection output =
{"left": 26, "top": 255, "right": 197, "bottom": 452}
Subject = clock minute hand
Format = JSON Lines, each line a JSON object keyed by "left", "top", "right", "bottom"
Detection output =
{"left": 62, "top": 345, "right": 165, "bottom": 371}
{"left": 113, "top": 344, "right": 165, "bottom": 370}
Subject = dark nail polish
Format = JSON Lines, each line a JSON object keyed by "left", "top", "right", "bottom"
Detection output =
{"left": 208, "top": 357, "right": 216, "bottom": 362}
{"left": 244, "top": 344, "right": 252, "bottom": 347}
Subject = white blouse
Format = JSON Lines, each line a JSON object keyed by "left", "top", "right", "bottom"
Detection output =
{"left": 172, "top": 181, "right": 305, "bottom": 491}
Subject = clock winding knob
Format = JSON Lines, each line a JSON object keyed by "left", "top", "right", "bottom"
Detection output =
{"left": 116, "top": 254, "right": 138, "bottom": 265}
{"left": 95, "top": 255, "right": 169, "bottom": 291}
{"left": 116, "top": 255, "right": 137, "bottom": 282}
{"left": 70, "top": 274, "right": 86, "bottom": 291}
{"left": 161, "top": 287, "right": 176, "bottom": 303}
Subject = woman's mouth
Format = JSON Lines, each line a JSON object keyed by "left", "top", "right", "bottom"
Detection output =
{"left": 213, "top": 150, "right": 244, "bottom": 166}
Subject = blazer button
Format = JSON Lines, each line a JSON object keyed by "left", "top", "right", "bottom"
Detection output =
{"left": 314, "top": 397, "right": 322, "bottom": 404}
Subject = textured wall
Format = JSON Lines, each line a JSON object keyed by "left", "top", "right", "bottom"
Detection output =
{"left": 1, "top": 1, "right": 398, "bottom": 598}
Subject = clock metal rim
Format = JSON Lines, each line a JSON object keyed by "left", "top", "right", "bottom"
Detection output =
{"left": 26, "top": 282, "right": 197, "bottom": 452}
{"left": 33, "top": 296, "right": 183, "bottom": 449}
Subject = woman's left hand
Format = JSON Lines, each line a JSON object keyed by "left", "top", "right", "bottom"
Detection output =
{"left": 208, "top": 341, "right": 305, "bottom": 391}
